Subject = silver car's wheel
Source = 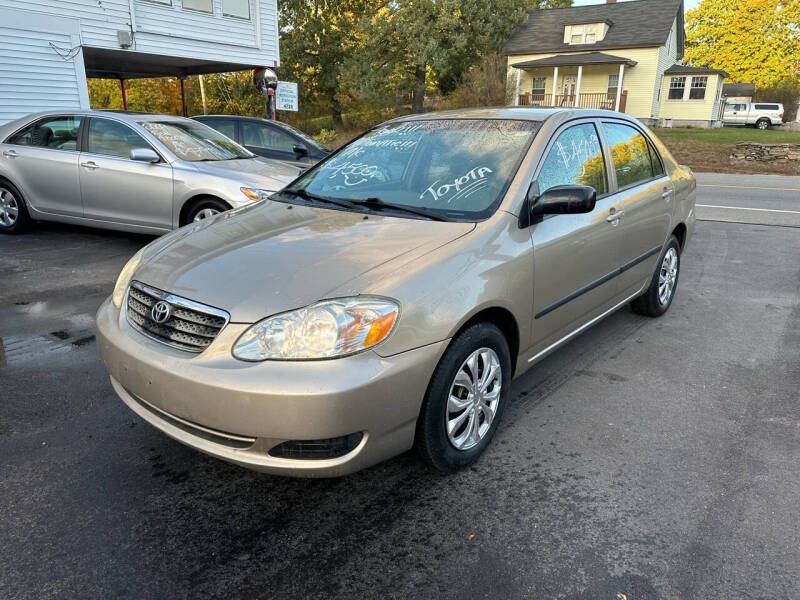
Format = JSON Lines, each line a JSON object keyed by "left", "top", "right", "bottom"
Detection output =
{"left": 446, "top": 347, "right": 502, "bottom": 451}
{"left": 658, "top": 247, "right": 679, "bottom": 305}
{"left": 193, "top": 207, "right": 219, "bottom": 222}
{"left": 0, "top": 187, "right": 19, "bottom": 226}
{"left": 756, "top": 119, "right": 770, "bottom": 130}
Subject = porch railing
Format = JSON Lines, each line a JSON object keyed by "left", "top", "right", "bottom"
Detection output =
{"left": 518, "top": 91, "right": 628, "bottom": 113}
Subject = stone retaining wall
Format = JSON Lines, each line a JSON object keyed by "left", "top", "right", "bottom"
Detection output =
{"left": 731, "top": 143, "right": 800, "bottom": 162}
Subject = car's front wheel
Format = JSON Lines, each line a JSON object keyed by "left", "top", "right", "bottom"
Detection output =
{"left": 416, "top": 322, "right": 511, "bottom": 472}
{"left": 630, "top": 235, "right": 681, "bottom": 317}
{"left": 184, "top": 198, "right": 230, "bottom": 225}
{"left": 0, "top": 180, "right": 30, "bottom": 234}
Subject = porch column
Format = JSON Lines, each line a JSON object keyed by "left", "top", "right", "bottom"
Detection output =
{"left": 514, "top": 68, "right": 521, "bottom": 106}
{"left": 614, "top": 63, "right": 625, "bottom": 112}
{"left": 551, "top": 66, "right": 558, "bottom": 106}
{"left": 119, "top": 79, "right": 127, "bottom": 111}
{"left": 574, "top": 65, "right": 583, "bottom": 108}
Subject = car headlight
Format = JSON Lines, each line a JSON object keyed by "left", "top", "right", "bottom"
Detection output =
{"left": 112, "top": 249, "right": 144, "bottom": 308}
{"left": 240, "top": 187, "right": 274, "bottom": 202}
{"left": 232, "top": 297, "right": 400, "bottom": 361}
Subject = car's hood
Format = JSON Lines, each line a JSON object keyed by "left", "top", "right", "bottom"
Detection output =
{"left": 194, "top": 157, "right": 301, "bottom": 191}
{"left": 134, "top": 202, "right": 475, "bottom": 323}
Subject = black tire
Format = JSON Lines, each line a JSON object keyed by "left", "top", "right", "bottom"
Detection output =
{"left": 630, "top": 235, "right": 681, "bottom": 317}
{"left": 756, "top": 119, "right": 770, "bottom": 130}
{"left": 183, "top": 198, "right": 230, "bottom": 225}
{"left": 0, "top": 179, "right": 31, "bottom": 234}
{"left": 416, "top": 322, "right": 511, "bottom": 473}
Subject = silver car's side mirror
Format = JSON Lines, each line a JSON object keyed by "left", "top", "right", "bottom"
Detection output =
{"left": 130, "top": 148, "right": 160, "bottom": 163}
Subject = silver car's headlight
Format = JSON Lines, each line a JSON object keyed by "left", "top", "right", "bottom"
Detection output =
{"left": 112, "top": 249, "right": 144, "bottom": 308}
{"left": 232, "top": 297, "right": 400, "bottom": 361}
{"left": 240, "top": 187, "right": 274, "bottom": 202}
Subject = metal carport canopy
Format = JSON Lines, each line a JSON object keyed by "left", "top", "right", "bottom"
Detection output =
{"left": 82, "top": 47, "right": 260, "bottom": 79}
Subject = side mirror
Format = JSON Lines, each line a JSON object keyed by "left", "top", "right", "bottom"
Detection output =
{"left": 292, "top": 143, "right": 309, "bottom": 156}
{"left": 130, "top": 148, "right": 160, "bottom": 163}
{"left": 532, "top": 184, "right": 596, "bottom": 216}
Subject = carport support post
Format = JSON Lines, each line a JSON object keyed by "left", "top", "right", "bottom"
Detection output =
{"left": 615, "top": 63, "right": 625, "bottom": 112}
{"left": 119, "top": 79, "right": 127, "bottom": 111}
{"left": 574, "top": 65, "right": 582, "bottom": 108}
{"left": 551, "top": 66, "right": 558, "bottom": 106}
{"left": 180, "top": 78, "right": 187, "bottom": 117}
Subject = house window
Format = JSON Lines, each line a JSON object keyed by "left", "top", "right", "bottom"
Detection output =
{"left": 570, "top": 24, "right": 585, "bottom": 44}
{"left": 182, "top": 0, "right": 212, "bottom": 13}
{"left": 668, "top": 77, "right": 686, "bottom": 100}
{"left": 531, "top": 77, "right": 546, "bottom": 96}
{"left": 146, "top": 0, "right": 171, "bottom": 4}
{"left": 567, "top": 24, "right": 599, "bottom": 44}
{"left": 607, "top": 73, "right": 619, "bottom": 98}
{"left": 223, "top": 0, "right": 250, "bottom": 19}
{"left": 689, "top": 76, "right": 707, "bottom": 100}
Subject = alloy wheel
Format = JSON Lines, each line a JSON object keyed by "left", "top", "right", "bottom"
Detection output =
{"left": 446, "top": 347, "right": 502, "bottom": 451}
{"left": 658, "top": 247, "right": 679, "bottom": 305}
{"left": 0, "top": 188, "right": 19, "bottom": 226}
{"left": 193, "top": 208, "right": 219, "bottom": 222}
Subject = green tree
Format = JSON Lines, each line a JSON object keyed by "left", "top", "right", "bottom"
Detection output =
{"left": 345, "top": 0, "right": 571, "bottom": 113}
{"left": 278, "top": 0, "right": 372, "bottom": 126}
{"left": 685, "top": 0, "right": 800, "bottom": 88}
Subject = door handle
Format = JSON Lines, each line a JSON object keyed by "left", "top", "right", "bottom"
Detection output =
{"left": 81, "top": 161, "right": 99, "bottom": 170}
{"left": 606, "top": 210, "right": 625, "bottom": 224}
{"left": 2, "top": 150, "right": 18, "bottom": 158}
{"left": 662, "top": 188, "right": 673, "bottom": 199}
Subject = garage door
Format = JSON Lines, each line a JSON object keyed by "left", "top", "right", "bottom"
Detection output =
{"left": 0, "top": 17, "right": 89, "bottom": 125}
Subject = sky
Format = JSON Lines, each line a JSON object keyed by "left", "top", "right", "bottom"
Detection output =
{"left": 571, "top": 0, "right": 700, "bottom": 10}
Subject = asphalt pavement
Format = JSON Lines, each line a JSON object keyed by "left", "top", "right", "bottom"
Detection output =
{"left": 1, "top": 176, "right": 799, "bottom": 599}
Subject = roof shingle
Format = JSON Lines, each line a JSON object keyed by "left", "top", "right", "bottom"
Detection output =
{"left": 503, "top": 0, "right": 684, "bottom": 57}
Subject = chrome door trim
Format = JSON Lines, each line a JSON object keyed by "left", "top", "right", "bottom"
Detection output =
{"left": 528, "top": 288, "right": 645, "bottom": 364}
{"left": 534, "top": 245, "right": 661, "bottom": 319}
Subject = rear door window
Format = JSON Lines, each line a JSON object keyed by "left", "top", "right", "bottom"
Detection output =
{"left": 601, "top": 122, "right": 656, "bottom": 189}
{"left": 241, "top": 122, "right": 297, "bottom": 153}
{"left": 6, "top": 116, "right": 82, "bottom": 151}
{"left": 536, "top": 123, "right": 607, "bottom": 196}
{"left": 200, "top": 118, "right": 237, "bottom": 140}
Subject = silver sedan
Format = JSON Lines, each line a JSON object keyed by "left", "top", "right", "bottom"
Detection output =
{"left": 0, "top": 110, "right": 301, "bottom": 234}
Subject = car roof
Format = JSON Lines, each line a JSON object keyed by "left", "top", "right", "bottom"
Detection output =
{"left": 15, "top": 109, "right": 192, "bottom": 124}
{"left": 383, "top": 107, "right": 635, "bottom": 124}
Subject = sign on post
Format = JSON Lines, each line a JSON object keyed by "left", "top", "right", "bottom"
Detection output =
{"left": 275, "top": 81, "right": 299, "bottom": 112}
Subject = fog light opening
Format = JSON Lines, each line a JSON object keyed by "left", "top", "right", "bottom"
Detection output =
{"left": 268, "top": 432, "right": 363, "bottom": 460}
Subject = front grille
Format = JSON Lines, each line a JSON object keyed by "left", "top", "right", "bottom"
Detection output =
{"left": 126, "top": 281, "right": 229, "bottom": 353}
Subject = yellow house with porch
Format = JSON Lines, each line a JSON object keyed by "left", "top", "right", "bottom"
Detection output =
{"left": 504, "top": 0, "right": 727, "bottom": 128}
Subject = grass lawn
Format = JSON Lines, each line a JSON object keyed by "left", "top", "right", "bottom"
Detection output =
{"left": 652, "top": 126, "right": 800, "bottom": 175}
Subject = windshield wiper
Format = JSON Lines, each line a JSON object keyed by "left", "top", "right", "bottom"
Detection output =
{"left": 351, "top": 197, "right": 450, "bottom": 222}
{"left": 283, "top": 188, "right": 357, "bottom": 209}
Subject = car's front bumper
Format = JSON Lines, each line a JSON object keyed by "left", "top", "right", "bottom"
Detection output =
{"left": 96, "top": 297, "right": 448, "bottom": 477}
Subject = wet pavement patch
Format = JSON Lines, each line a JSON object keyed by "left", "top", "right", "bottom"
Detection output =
{"left": 1, "top": 328, "right": 96, "bottom": 366}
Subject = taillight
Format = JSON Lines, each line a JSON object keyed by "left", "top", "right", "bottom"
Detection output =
{"left": 691, "top": 179, "right": 697, "bottom": 191}
{"left": 780, "top": 113, "right": 784, "bottom": 120}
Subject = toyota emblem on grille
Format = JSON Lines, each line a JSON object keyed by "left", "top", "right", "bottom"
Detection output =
{"left": 150, "top": 301, "right": 172, "bottom": 324}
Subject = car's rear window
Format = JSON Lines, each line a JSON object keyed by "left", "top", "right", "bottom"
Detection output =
{"left": 754, "top": 104, "right": 780, "bottom": 110}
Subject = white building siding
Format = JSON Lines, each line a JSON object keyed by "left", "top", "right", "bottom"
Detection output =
{"left": 0, "top": 0, "right": 279, "bottom": 65}
{"left": 652, "top": 18, "right": 678, "bottom": 117}
{"left": 0, "top": 10, "right": 89, "bottom": 124}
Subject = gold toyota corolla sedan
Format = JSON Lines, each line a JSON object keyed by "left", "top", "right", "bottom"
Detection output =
{"left": 97, "top": 108, "right": 696, "bottom": 477}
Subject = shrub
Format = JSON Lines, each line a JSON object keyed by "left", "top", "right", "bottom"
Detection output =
{"left": 313, "top": 129, "right": 337, "bottom": 145}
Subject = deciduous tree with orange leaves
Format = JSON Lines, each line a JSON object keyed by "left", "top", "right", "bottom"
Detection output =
{"left": 684, "top": 0, "right": 800, "bottom": 88}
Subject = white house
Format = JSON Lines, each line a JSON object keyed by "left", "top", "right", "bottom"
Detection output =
{"left": 0, "top": 0, "right": 280, "bottom": 125}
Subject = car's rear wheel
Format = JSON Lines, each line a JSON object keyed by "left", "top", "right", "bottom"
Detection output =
{"left": 416, "top": 322, "right": 511, "bottom": 472}
{"left": 630, "top": 235, "right": 681, "bottom": 317}
{"left": 756, "top": 119, "right": 770, "bottom": 130}
{"left": 0, "top": 180, "right": 30, "bottom": 234}
{"left": 184, "top": 198, "right": 230, "bottom": 225}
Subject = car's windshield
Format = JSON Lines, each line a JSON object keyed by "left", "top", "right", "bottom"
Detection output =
{"left": 141, "top": 120, "right": 253, "bottom": 161}
{"left": 287, "top": 119, "right": 540, "bottom": 220}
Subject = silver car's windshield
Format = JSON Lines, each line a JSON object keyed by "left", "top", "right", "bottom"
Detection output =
{"left": 287, "top": 119, "right": 540, "bottom": 220}
{"left": 141, "top": 120, "right": 253, "bottom": 161}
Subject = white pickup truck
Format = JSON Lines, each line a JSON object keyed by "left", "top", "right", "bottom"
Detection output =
{"left": 722, "top": 103, "right": 785, "bottom": 129}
